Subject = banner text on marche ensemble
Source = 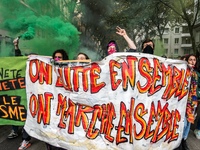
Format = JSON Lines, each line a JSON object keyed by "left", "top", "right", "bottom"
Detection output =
{"left": 28, "top": 56, "right": 190, "bottom": 145}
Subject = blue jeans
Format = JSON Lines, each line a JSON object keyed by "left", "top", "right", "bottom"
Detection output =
{"left": 12, "top": 125, "right": 19, "bottom": 133}
{"left": 183, "top": 116, "right": 191, "bottom": 140}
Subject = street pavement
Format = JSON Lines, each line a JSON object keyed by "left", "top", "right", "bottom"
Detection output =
{"left": 0, "top": 125, "right": 45, "bottom": 150}
{"left": 1, "top": 125, "right": 200, "bottom": 150}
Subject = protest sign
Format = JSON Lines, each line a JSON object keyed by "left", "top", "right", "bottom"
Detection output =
{"left": 0, "top": 56, "right": 27, "bottom": 126}
{"left": 24, "top": 53, "right": 190, "bottom": 150}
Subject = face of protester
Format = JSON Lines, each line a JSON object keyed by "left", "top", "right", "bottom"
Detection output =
{"left": 54, "top": 52, "right": 63, "bottom": 61}
{"left": 108, "top": 45, "right": 117, "bottom": 55}
{"left": 142, "top": 41, "right": 154, "bottom": 54}
{"left": 143, "top": 41, "right": 154, "bottom": 50}
{"left": 77, "top": 54, "right": 86, "bottom": 60}
{"left": 188, "top": 56, "right": 196, "bottom": 67}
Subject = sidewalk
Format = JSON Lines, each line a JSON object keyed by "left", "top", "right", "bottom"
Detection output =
{"left": 188, "top": 130, "right": 200, "bottom": 150}
{"left": 1, "top": 125, "right": 200, "bottom": 150}
{"left": 0, "top": 125, "right": 45, "bottom": 150}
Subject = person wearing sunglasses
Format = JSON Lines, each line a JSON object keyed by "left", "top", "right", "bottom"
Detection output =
{"left": 45, "top": 49, "right": 69, "bottom": 150}
{"left": 52, "top": 49, "right": 69, "bottom": 61}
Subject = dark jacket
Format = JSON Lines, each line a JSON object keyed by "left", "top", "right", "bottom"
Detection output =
{"left": 15, "top": 49, "right": 23, "bottom": 56}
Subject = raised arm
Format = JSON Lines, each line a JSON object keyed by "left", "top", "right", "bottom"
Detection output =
{"left": 116, "top": 26, "right": 136, "bottom": 50}
{"left": 13, "top": 37, "right": 22, "bottom": 56}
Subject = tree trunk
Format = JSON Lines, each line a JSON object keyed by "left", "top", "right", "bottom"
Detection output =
{"left": 189, "top": 26, "right": 196, "bottom": 54}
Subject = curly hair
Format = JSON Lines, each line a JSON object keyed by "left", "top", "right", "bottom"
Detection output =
{"left": 52, "top": 49, "right": 69, "bottom": 60}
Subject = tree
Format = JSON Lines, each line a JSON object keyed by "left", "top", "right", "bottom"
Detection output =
{"left": 158, "top": 0, "right": 200, "bottom": 54}
{"left": 77, "top": 0, "right": 116, "bottom": 58}
{"left": 105, "top": 0, "right": 171, "bottom": 53}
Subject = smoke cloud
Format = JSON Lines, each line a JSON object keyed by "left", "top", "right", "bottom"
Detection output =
{"left": 0, "top": 0, "right": 80, "bottom": 58}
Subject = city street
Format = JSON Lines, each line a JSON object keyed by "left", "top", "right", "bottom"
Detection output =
{"left": 1, "top": 125, "right": 200, "bottom": 150}
{"left": 0, "top": 125, "right": 45, "bottom": 150}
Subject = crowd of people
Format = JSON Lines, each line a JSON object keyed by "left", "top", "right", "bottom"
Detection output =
{"left": 4, "top": 26, "right": 200, "bottom": 150}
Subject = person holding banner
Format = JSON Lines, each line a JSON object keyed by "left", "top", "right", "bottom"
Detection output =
{"left": 45, "top": 49, "right": 69, "bottom": 150}
{"left": 52, "top": 49, "right": 69, "bottom": 61}
{"left": 176, "top": 54, "right": 199, "bottom": 150}
{"left": 76, "top": 52, "right": 89, "bottom": 60}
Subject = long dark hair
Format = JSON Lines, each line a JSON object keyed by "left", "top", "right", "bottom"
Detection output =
{"left": 52, "top": 49, "right": 69, "bottom": 60}
{"left": 142, "top": 39, "right": 155, "bottom": 50}
{"left": 185, "top": 54, "right": 197, "bottom": 69}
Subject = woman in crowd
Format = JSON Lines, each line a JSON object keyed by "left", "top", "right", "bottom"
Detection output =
{"left": 76, "top": 52, "right": 89, "bottom": 60}
{"left": 175, "top": 54, "right": 199, "bottom": 150}
{"left": 52, "top": 49, "right": 69, "bottom": 61}
{"left": 46, "top": 49, "right": 68, "bottom": 150}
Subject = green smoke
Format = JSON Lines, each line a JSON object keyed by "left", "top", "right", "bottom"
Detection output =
{"left": 0, "top": 0, "right": 80, "bottom": 58}
{"left": 20, "top": 27, "right": 35, "bottom": 40}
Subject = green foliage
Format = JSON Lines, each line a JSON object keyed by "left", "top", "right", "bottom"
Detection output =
{"left": 154, "top": 39, "right": 165, "bottom": 56}
{"left": 158, "top": 0, "right": 199, "bottom": 54}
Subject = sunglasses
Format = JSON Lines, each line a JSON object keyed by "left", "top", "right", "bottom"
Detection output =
{"left": 54, "top": 56, "right": 62, "bottom": 59}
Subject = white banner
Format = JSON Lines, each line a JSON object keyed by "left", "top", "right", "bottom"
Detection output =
{"left": 24, "top": 53, "right": 190, "bottom": 150}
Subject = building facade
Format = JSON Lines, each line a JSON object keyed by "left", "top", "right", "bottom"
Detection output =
{"left": 194, "top": 0, "right": 200, "bottom": 54}
{"left": 162, "top": 23, "right": 192, "bottom": 58}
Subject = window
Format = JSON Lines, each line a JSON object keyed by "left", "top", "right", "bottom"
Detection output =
{"left": 184, "top": 49, "right": 190, "bottom": 54}
{"left": 182, "top": 26, "right": 189, "bottom": 33}
{"left": 164, "top": 28, "right": 169, "bottom": 34}
{"left": 185, "top": 38, "right": 190, "bottom": 44}
{"left": 175, "top": 28, "right": 179, "bottom": 33}
{"left": 175, "top": 38, "right": 179, "bottom": 44}
{"left": 164, "top": 38, "right": 168, "bottom": 44}
{"left": 182, "top": 37, "right": 191, "bottom": 44}
{"left": 174, "top": 49, "right": 179, "bottom": 54}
